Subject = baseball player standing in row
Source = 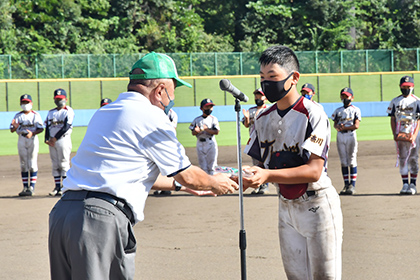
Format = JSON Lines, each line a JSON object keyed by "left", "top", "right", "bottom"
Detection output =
{"left": 44, "top": 89, "right": 75, "bottom": 196}
{"left": 387, "top": 76, "right": 420, "bottom": 195}
{"left": 243, "top": 45, "right": 343, "bottom": 279}
{"left": 48, "top": 52, "right": 238, "bottom": 279}
{"left": 331, "top": 88, "right": 361, "bottom": 195}
{"left": 10, "top": 94, "right": 44, "bottom": 196}
{"left": 189, "top": 99, "right": 220, "bottom": 175}
{"left": 242, "top": 88, "right": 269, "bottom": 194}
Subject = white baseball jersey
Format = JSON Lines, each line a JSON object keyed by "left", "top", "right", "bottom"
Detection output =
{"left": 242, "top": 104, "right": 267, "bottom": 135}
{"left": 331, "top": 105, "right": 362, "bottom": 167}
{"left": 331, "top": 105, "right": 362, "bottom": 129}
{"left": 45, "top": 106, "right": 74, "bottom": 177}
{"left": 44, "top": 106, "right": 74, "bottom": 140}
{"left": 189, "top": 114, "right": 220, "bottom": 175}
{"left": 244, "top": 97, "right": 342, "bottom": 279}
{"left": 12, "top": 110, "right": 44, "bottom": 135}
{"left": 245, "top": 98, "right": 333, "bottom": 193}
{"left": 387, "top": 94, "right": 420, "bottom": 174}
{"left": 11, "top": 110, "right": 44, "bottom": 172}
{"left": 189, "top": 115, "right": 220, "bottom": 139}
{"left": 63, "top": 92, "right": 191, "bottom": 223}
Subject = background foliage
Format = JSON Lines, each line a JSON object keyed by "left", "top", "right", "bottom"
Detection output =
{"left": 1, "top": 0, "right": 420, "bottom": 59}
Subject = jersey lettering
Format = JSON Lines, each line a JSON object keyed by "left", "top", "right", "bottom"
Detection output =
{"left": 260, "top": 140, "right": 275, "bottom": 163}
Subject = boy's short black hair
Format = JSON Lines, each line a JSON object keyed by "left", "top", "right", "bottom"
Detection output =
{"left": 259, "top": 45, "right": 300, "bottom": 74}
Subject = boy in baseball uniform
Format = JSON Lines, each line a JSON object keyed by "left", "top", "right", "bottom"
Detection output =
{"left": 242, "top": 88, "right": 269, "bottom": 194}
{"left": 10, "top": 94, "right": 44, "bottom": 196}
{"left": 45, "top": 88, "right": 75, "bottom": 196}
{"left": 189, "top": 99, "right": 220, "bottom": 175}
{"left": 243, "top": 45, "right": 343, "bottom": 279}
{"left": 387, "top": 75, "right": 420, "bottom": 195}
{"left": 331, "top": 87, "right": 362, "bottom": 195}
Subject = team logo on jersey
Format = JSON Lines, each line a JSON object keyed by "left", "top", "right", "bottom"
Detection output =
{"left": 310, "top": 134, "right": 324, "bottom": 146}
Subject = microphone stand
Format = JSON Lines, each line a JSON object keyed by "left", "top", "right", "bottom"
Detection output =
{"left": 234, "top": 98, "right": 247, "bottom": 280}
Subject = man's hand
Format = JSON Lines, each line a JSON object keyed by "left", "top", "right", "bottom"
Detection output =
{"left": 210, "top": 173, "right": 239, "bottom": 195}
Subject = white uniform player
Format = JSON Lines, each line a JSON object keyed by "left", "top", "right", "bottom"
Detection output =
{"left": 189, "top": 99, "right": 220, "bottom": 175}
{"left": 45, "top": 88, "right": 74, "bottom": 196}
{"left": 10, "top": 94, "right": 44, "bottom": 196}
{"left": 243, "top": 45, "right": 342, "bottom": 279}
{"left": 331, "top": 87, "right": 361, "bottom": 195}
{"left": 387, "top": 75, "right": 420, "bottom": 195}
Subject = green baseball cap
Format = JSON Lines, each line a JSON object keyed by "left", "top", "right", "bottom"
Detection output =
{"left": 129, "top": 52, "right": 192, "bottom": 88}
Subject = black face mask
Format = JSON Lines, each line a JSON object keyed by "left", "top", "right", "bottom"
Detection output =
{"left": 401, "top": 88, "right": 412, "bottom": 96}
{"left": 203, "top": 109, "right": 212, "bottom": 115}
{"left": 261, "top": 72, "right": 294, "bottom": 103}
{"left": 343, "top": 99, "right": 351, "bottom": 107}
{"left": 255, "top": 99, "right": 264, "bottom": 107}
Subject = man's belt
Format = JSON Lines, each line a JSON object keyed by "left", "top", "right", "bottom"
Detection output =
{"left": 86, "top": 191, "right": 135, "bottom": 224}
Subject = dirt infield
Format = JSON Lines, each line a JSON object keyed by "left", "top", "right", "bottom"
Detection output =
{"left": 1, "top": 140, "right": 420, "bottom": 279}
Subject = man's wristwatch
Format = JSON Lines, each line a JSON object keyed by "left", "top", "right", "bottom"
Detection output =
{"left": 174, "top": 180, "right": 182, "bottom": 191}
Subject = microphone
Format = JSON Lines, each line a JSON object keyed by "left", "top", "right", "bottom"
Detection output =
{"left": 219, "top": 79, "right": 249, "bottom": 102}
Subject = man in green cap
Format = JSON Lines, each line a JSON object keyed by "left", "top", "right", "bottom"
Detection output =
{"left": 48, "top": 52, "right": 238, "bottom": 280}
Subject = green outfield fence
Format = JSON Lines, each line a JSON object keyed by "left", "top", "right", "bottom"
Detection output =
{"left": 1, "top": 71, "right": 420, "bottom": 112}
{"left": 1, "top": 48, "right": 420, "bottom": 79}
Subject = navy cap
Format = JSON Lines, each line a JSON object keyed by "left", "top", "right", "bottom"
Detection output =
{"left": 400, "top": 76, "right": 414, "bottom": 87}
{"left": 340, "top": 87, "right": 353, "bottom": 97}
{"left": 301, "top": 83, "right": 315, "bottom": 94}
{"left": 100, "top": 98, "right": 112, "bottom": 107}
{"left": 20, "top": 94, "right": 32, "bottom": 102}
{"left": 200, "top": 98, "right": 215, "bottom": 108}
{"left": 54, "top": 88, "right": 67, "bottom": 99}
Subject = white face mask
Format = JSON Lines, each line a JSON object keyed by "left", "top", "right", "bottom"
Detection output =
{"left": 21, "top": 103, "right": 32, "bottom": 111}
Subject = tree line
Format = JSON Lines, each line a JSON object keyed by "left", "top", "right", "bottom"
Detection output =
{"left": 1, "top": 0, "right": 419, "bottom": 58}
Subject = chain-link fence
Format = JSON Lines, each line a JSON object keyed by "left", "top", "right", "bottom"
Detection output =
{"left": 1, "top": 49, "right": 420, "bottom": 79}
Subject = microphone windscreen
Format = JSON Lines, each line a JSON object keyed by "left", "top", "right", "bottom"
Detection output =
{"left": 219, "top": 79, "right": 231, "bottom": 91}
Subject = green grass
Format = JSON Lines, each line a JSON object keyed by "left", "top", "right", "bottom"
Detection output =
{"left": 2, "top": 73, "right": 420, "bottom": 111}
{"left": 0, "top": 117, "right": 393, "bottom": 156}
